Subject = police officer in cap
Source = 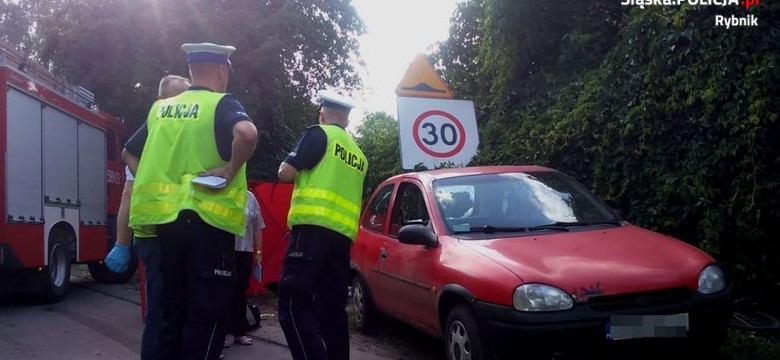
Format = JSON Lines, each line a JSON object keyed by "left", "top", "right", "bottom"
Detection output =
{"left": 123, "top": 42, "right": 257, "bottom": 360}
{"left": 277, "top": 90, "right": 368, "bottom": 360}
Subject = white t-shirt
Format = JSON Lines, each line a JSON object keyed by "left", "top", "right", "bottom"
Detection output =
{"left": 235, "top": 191, "right": 266, "bottom": 252}
{"left": 125, "top": 166, "right": 134, "bottom": 182}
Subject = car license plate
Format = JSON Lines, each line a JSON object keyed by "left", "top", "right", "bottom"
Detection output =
{"left": 606, "top": 313, "right": 689, "bottom": 341}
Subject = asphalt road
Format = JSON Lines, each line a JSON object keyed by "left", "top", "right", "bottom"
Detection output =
{"left": 0, "top": 266, "right": 391, "bottom": 360}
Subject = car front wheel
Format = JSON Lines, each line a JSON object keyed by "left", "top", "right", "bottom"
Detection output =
{"left": 446, "top": 305, "right": 491, "bottom": 360}
{"left": 352, "top": 274, "right": 379, "bottom": 334}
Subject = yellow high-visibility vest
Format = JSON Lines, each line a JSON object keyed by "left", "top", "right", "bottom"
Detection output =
{"left": 288, "top": 124, "right": 367, "bottom": 240}
{"left": 130, "top": 90, "right": 247, "bottom": 236}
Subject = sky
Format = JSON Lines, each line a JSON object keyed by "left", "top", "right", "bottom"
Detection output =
{"left": 348, "top": 0, "right": 463, "bottom": 128}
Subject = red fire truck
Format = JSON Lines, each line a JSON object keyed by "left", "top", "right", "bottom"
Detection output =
{"left": 0, "top": 42, "right": 136, "bottom": 303}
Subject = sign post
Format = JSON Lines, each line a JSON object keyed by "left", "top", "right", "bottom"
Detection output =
{"left": 395, "top": 54, "right": 478, "bottom": 170}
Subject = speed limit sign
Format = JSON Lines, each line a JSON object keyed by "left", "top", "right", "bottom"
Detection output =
{"left": 397, "top": 97, "right": 479, "bottom": 169}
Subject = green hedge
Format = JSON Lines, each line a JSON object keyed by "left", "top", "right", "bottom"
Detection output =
{"left": 472, "top": 4, "right": 780, "bottom": 310}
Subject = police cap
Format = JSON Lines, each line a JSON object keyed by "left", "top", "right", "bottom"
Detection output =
{"left": 181, "top": 42, "right": 236, "bottom": 65}
{"left": 318, "top": 90, "right": 356, "bottom": 112}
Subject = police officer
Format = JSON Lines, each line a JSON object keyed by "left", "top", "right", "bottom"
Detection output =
{"left": 277, "top": 90, "right": 368, "bottom": 360}
{"left": 122, "top": 42, "right": 258, "bottom": 360}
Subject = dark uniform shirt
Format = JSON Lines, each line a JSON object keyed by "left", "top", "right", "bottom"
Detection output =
{"left": 284, "top": 125, "right": 330, "bottom": 171}
{"left": 124, "top": 86, "right": 250, "bottom": 162}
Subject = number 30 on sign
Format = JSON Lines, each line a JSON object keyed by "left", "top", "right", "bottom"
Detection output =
{"left": 413, "top": 110, "right": 466, "bottom": 157}
{"left": 397, "top": 97, "right": 479, "bottom": 170}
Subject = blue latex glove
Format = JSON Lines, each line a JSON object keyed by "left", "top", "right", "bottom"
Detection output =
{"left": 104, "top": 243, "right": 131, "bottom": 273}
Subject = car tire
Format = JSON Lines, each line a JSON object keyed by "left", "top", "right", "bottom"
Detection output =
{"left": 41, "top": 241, "right": 71, "bottom": 303}
{"left": 446, "top": 305, "right": 491, "bottom": 360}
{"left": 352, "top": 274, "right": 380, "bottom": 334}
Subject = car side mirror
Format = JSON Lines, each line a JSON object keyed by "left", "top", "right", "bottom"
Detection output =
{"left": 398, "top": 224, "right": 438, "bottom": 248}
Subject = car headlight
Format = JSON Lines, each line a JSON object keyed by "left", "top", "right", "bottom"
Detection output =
{"left": 513, "top": 284, "right": 573, "bottom": 312}
{"left": 698, "top": 264, "right": 726, "bottom": 294}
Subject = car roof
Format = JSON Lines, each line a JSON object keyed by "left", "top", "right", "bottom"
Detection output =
{"left": 383, "top": 165, "right": 558, "bottom": 184}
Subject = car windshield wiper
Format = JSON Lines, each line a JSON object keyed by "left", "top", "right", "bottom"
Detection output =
{"left": 454, "top": 225, "right": 570, "bottom": 234}
{"left": 526, "top": 220, "right": 623, "bottom": 231}
{"left": 452, "top": 225, "right": 527, "bottom": 234}
{"left": 523, "top": 223, "right": 572, "bottom": 232}
{"left": 452, "top": 221, "right": 623, "bottom": 234}
{"left": 544, "top": 220, "right": 624, "bottom": 227}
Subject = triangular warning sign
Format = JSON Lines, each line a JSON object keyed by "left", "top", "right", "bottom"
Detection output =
{"left": 395, "top": 54, "right": 453, "bottom": 99}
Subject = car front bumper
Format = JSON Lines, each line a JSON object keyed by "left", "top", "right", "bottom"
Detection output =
{"left": 472, "top": 285, "right": 733, "bottom": 356}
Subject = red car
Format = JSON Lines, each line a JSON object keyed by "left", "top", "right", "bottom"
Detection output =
{"left": 350, "top": 166, "right": 732, "bottom": 359}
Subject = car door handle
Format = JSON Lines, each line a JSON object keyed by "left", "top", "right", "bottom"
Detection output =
{"left": 379, "top": 247, "right": 388, "bottom": 261}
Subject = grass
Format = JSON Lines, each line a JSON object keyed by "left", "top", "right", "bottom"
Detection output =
{"left": 719, "top": 329, "right": 780, "bottom": 360}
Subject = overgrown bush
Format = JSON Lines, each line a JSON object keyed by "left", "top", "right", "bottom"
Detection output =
{"left": 436, "top": 1, "right": 780, "bottom": 312}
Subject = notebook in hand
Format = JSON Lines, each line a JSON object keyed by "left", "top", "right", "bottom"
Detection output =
{"left": 191, "top": 176, "right": 227, "bottom": 189}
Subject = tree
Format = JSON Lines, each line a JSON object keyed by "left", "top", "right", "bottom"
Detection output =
{"left": 432, "top": 0, "right": 486, "bottom": 103}
{"left": 17, "top": 0, "right": 365, "bottom": 180}
{"left": 354, "top": 111, "right": 402, "bottom": 197}
{"left": 432, "top": 0, "right": 780, "bottom": 311}
{"left": 0, "top": 0, "right": 34, "bottom": 49}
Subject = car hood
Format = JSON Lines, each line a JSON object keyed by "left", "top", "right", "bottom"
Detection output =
{"left": 459, "top": 225, "right": 714, "bottom": 300}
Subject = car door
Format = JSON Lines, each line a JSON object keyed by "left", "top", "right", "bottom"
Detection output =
{"left": 380, "top": 181, "right": 440, "bottom": 332}
{"left": 355, "top": 183, "right": 396, "bottom": 313}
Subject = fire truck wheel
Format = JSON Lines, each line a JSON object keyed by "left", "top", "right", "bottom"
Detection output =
{"left": 41, "top": 241, "right": 71, "bottom": 303}
{"left": 87, "top": 251, "right": 137, "bottom": 284}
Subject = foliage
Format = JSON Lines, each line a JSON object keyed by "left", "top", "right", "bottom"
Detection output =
{"left": 721, "top": 330, "right": 780, "bottom": 360}
{"left": 432, "top": 0, "right": 780, "bottom": 312}
{"left": 354, "top": 111, "right": 402, "bottom": 197}
{"left": 0, "top": 0, "right": 35, "bottom": 48}
{"left": 433, "top": 0, "right": 486, "bottom": 107}
{"left": 11, "top": 0, "right": 365, "bottom": 181}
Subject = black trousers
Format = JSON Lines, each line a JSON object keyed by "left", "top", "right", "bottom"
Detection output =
{"left": 278, "top": 225, "right": 352, "bottom": 360}
{"left": 157, "top": 210, "right": 235, "bottom": 360}
{"left": 227, "top": 251, "right": 253, "bottom": 336}
{"left": 133, "top": 237, "right": 163, "bottom": 360}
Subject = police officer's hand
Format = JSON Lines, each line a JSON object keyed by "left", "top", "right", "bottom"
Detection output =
{"left": 201, "top": 121, "right": 257, "bottom": 184}
{"left": 104, "top": 243, "right": 131, "bottom": 273}
{"left": 199, "top": 164, "right": 237, "bottom": 186}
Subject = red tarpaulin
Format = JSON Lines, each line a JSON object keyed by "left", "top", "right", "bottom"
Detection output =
{"left": 247, "top": 181, "right": 293, "bottom": 296}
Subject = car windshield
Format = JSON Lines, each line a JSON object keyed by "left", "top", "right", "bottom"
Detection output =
{"left": 432, "top": 171, "right": 621, "bottom": 235}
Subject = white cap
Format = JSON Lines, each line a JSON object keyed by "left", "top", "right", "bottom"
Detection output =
{"left": 318, "top": 89, "right": 356, "bottom": 111}
{"left": 181, "top": 42, "right": 236, "bottom": 65}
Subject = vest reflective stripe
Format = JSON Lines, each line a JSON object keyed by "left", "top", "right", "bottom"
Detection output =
{"left": 133, "top": 181, "right": 245, "bottom": 203}
{"left": 288, "top": 205, "right": 359, "bottom": 234}
{"left": 130, "top": 90, "right": 247, "bottom": 236}
{"left": 197, "top": 201, "right": 244, "bottom": 224}
{"left": 291, "top": 188, "right": 361, "bottom": 217}
{"left": 288, "top": 125, "right": 367, "bottom": 240}
{"left": 132, "top": 184, "right": 245, "bottom": 225}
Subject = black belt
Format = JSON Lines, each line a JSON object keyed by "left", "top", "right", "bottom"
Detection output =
{"left": 179, "top": 210, "right": 205, "bottom": 223}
